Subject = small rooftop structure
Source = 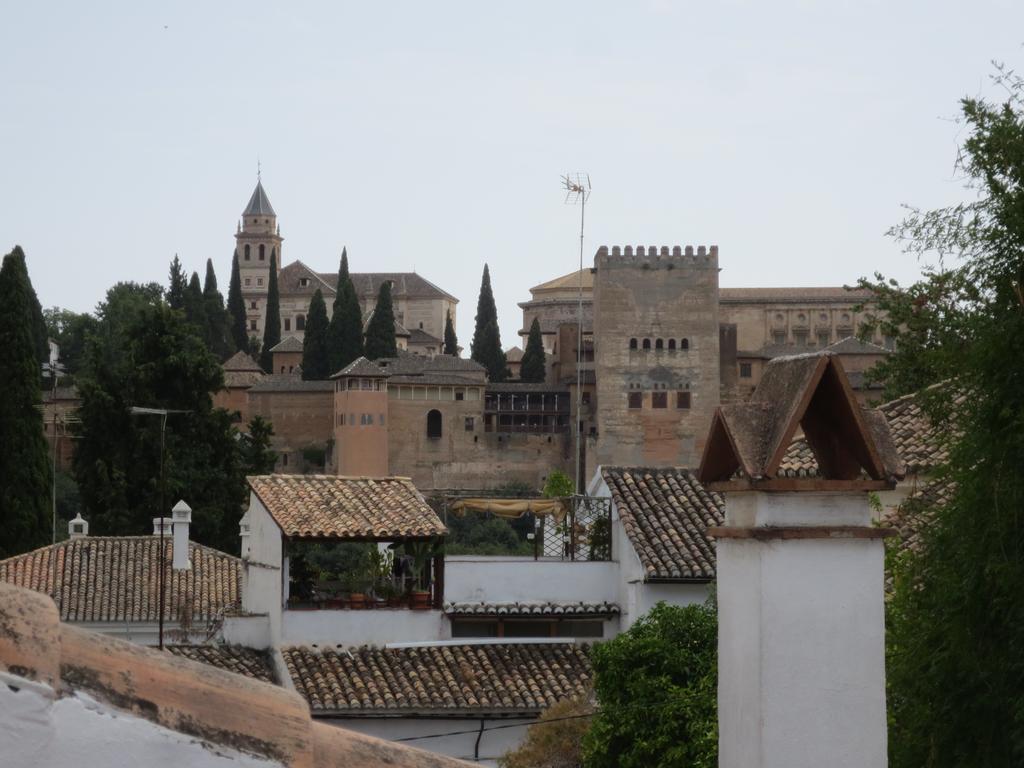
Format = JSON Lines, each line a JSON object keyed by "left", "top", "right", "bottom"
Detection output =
{"left": 331, "top": 356, "right": 389, "bottom": 379}
{"left": 698, "top": 352, "right": 904, "bottom": 490}
{"left": 247, "top": 475, "right": 446, "bottom": 540}
{"left": 243, "top": 179, "right": 276, "bottom": 217}
{"left": 269, "top": 335, "right": 304, "bottom": 354}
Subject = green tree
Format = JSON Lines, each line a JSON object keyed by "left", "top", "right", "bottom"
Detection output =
{"left": 471, "top": 265, "right": 507, "bottom": 381}
{"left": 183, "top": 271, "right": 208, "bottom": 340}
{"left": 543, "top": 470, "right": 574, "bottom": 498}
{"left": 73, "top": 292, "right": 246, "bottom": 553}
{"left": 24, "top": 262, "right": 48, "bottom": 366}
{"left": 241, "top": 416, "right": 277, "bottom": 475}
{"left": 167, "top": 254, "right": 187, "bottom": 310}
{"left": 880, "top": 64, "right": 1024, "bottom": 767}
{"left": 364, "top": 281, "right": 398, "bottom": 360}
{"left": 583, "top": 602, "right": 718, "bottom": 768}
{"left": 327, "top": 248, "right": 363, "bottom": 372}
{"left": 226, "top": 252, "right": 249, "bottom": 353}
{"left": 519, "top": 317, "right": 547, "bottom": 383}
{"left": 443, "top": 309, "right": 458, "bottom": 356}
{"left": 44, "top": 307, "right": 98, "bottom": 376}
{"left": 0, "top": 247, "right": 53, "bottom": 556}
{"left": 203, "top": 258, "right": 235, "bottom": 361}
{"left": 301, "top": 289, "right": 330, "bottom": 379}
{"left": 260, "top": 249, "right": 281, "bottom": 372}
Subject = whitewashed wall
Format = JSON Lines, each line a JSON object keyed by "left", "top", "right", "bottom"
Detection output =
{"left": 0, "top": 670, "right": 282, "bottom": 768}
{"left": 283, "top": 609, "right": 448, "bottom": 646}
{"left": 242, "top": 495, "right": 285, "bottom": 644}
{"left": 445, "top": 557, "right": 619, "bottom": 605}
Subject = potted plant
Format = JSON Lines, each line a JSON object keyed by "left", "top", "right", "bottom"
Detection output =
{"left": 344, "top": 571, "right": 367, "bottom": 610}
{"left": 404, "top": 538, "right": 443, "bottom": 610}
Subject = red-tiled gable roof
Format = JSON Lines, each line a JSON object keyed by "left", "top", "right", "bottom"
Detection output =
{"left": 167, "top": 645, "right": 277, "bottom": 684}
{"left": 601, "top": 467, "right": 723, "bottom": 581}
{"left": 0, "top": 537, "right": 241, "bottom": 622}
{"left": 269, "top": 335, "right": 304, "bottom": 353}
{"left": 282, "top": 643, "right": 591, "bottom": 715}
{"left": 248, "top": 475, "right": 447, "bottom": 540}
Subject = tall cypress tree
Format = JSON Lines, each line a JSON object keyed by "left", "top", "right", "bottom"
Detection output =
{"left": 520, "top": 317, "right": 547, "bottom": 383}
{"left": 327, "top": 248, "right": 364, "bottom": 373}
{"left": 302, "top": 290, "right": 330, "bottom": 380}
{"left": 203, "top": 259, "right": 235, "bottom": 360}
{"left": 167, "top": 255, "right": 187, "bottom": 310}
{"left": 471, "top": 264, "right": 507, "bottom": 381}
{"left": 260, "top": 249, "right": 281, "bottom": 371}
{"left": 0, "top": 247, "right": 52, "bottom": 557}
{"left": 444, "top": 309, "right": 458, "bottom": 356}
{"left": 364, "top": 281, "right": 398, "bottom": 360}
{"left": 183, "top": 271, "right": 208, "bottom": 343}
{"left": 226, "top": 252, "right": 248, "bottom": 353}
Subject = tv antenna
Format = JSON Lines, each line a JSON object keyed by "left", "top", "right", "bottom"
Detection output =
{"left": 562, "top": 172, "right": 591, "bottom": 495}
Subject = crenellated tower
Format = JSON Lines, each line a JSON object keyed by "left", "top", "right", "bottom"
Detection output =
{"left": 234, "top": 179, "right": 283, "bottom": 341}
{"left": 593, "top": 245, "right": 721, "bottom": 468}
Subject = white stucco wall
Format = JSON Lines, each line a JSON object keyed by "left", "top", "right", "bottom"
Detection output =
{"left": 242, "top": 494, "right": 285, "bottom": 644}
{"left": 0, "top": 670, "right": 282, "bottom": 767}
{"left": 717, "top": 491, "right": 888, "bottom": 768}
{"left": 222, "top": 614, "right": 273, "bottom": 649}
{"left": 283, "top": 609, "right": 448, "bottom": 646}
{"left": 327, "top": 716, "right": 534, "bottom": 767}
{"left": 445, "top": 557, "right": 619, "bottom": 605}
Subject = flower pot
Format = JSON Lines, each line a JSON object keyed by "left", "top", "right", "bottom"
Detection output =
{"left": 325, "top": 598, "right": 345, "bottom": 610}
{"left": 349, "top": 593, "right": 367, "bottom": 610}
{"left": 411, "top": 590, "right": 431, "bottom": 610}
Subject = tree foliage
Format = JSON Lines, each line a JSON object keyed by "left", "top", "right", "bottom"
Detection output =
{"left": 583, "top": 601, "right": 718, "bottom": 768}
{"left": 443, "top": 309, "right": 458, "bottom": 356}
{"left": 44, "top": 307, "right": 98, "bottom": 376}
{"left": 72, "top": 286, "right": 253, "bottom": 553}
{"left": 260, "top": 249, "right": 281, "bottom": 372}
{"left": 500, "top": 694, "right": 594, "bottom": 768}
{"left": 240, "top": 416, "right": 277, "bottom": 475}
{"left": 302, "top": 289, "right": 330, "bottom": 379}
{"left": 520, "top": 317, "right": 547, "bottom": 383}
{"left": 880, "top": 63, "right": 1024, "bottom": 767}
{"left": 0, "top": 247, "right": 53, "bottom": 557}
{"left": 364, "top": 280, "right": 398, "bottom": 360}
{"left": 203, "top": 258, "right": 235, "bottom": 361}
{"left": 327, "top": 248, "right": 364, "bottom": 373}
{"left": 183, "top": 271, "right": 208, "bottom": 341}
{"left": 471, "top": 264, "right": 507, "bottom": 381}
{"left": 167, "top": 255, "right": 187, "bottom": 310}
{"left": 226, "top": 252, "right": 249, "bottom": 353}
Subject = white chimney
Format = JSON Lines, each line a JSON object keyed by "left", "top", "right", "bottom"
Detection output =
{"left": 67, "top": 513, "right": 88, "bottom": 539}
{"left": 239, "top": 510, "right": 251, "bottom": 559}
{"left": 171, "top": 500, "right": 192, "bottom": 571}
{"left": 152, "top": 517, "right": 171, "bottom": 536}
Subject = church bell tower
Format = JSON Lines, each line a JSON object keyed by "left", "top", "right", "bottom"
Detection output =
{"left": 235, "top": 178, "right": 283, "bottom": 342}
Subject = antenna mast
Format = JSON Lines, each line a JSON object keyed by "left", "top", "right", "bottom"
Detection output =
{"left": 562, "top": 172, "right": 591, "bottom": 493}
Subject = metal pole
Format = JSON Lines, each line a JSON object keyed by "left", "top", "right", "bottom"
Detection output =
{"left": 50, "top": 370, "right": 59, "bottom": 612}
{"left": 158, "top": 412, "right": 167, "bottom": 650}
{"left": 574, "top": 192, "right": 585, "bottom": 493}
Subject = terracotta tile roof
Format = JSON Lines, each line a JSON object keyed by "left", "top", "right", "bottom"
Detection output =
{"left": 600, "top": 467, "right": 723, "bottom": 581}
{"left": 248, "top": 475, "right": 447, "bottom": 540}
{"left": 343, "top": 272, "right": 457, "bottom": 302}
{"left": 223, "top": 351, "right": 264, "bottom": 372}
{"left": 167, "top": 644, "right": 277, "bottom": 684}
{"left": 0, "top": 536, "right": 241, "bottom": 622}
{"left": 444, "top": 601, "right": 619, "bottom": 617}
{"left": 332, "top": 356, "right": 388, "bottom": 378}
{"left": 408, "top": 328, "right": 443, "bottom": 346}
{"left": 279, "top": 260, "right": 338, "bottom": 297}
{"left": 0, "top": 582, "right": 470, "bottom": 766}
{"left": 530, "top": 268, "right": 594, "bottom": 295}
{"left": 881, "top": 478, "right": 953, "bottom": 560}
{"left": 270, "top": 335, "right": 304, "bottom": 353}
{"left": 504, "top": 346, "right": 524, "bottom": 362}
{"left": 282, "top": 643, "right": 592, "bottom": 715}
{"left": 248, "top": 375, "right": 334, "bottom": 393}
{"left": 825, "top": 336, "right": 892, "bottom": 355}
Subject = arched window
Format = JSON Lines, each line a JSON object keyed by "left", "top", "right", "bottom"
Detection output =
{"left": 244, "top": 245, "right": 251, "bottom": 261}
{"left": 642, "top": 338, "right": 651, "bottom": 350}
{"left": 668, "top": 339, "right": 676, "bottom": 350}
{"left": 259, "top": 244, "right": 265, "bottom": 261}
{"left": 296, "top": 315, "right": 306, "bottom": 331}
{"left": 655, "top": 338, "right": 664, "bottom": 350}
{"left": 680, "top": 338, "right": 689, "bottom": 350}
{"left": 629, "top": 338, "right": 638, "bottom": 350}
{"left": 427, "top": 409, "right": 443, "bottom": 439}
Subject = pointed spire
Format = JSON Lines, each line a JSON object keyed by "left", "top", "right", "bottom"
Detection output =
{"left": 243, "top": 180, "right": 276, "bottom": 217}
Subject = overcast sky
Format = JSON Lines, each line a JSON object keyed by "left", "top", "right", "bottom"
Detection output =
{"left": 2, "top": 2, "right": 1021, "bottom": 346}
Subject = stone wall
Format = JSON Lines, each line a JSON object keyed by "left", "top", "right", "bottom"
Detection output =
{"left": 247, "top": 388, "right": 333, "bottom": 473}
{"left": 593, "top": 245, "right": 721, "bottom": 468}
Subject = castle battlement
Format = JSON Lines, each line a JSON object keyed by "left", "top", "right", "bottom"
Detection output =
{"left": 596, "top": 244, "right": 719, "bottom": 267}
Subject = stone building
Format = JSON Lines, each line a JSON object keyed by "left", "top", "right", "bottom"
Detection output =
{"left": 233, "top": 181, "right": 457, "bottom": 352}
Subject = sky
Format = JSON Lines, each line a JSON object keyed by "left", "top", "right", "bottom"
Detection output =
{"left": 2, "top": 1, "right": 1022, "bottom": 347}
